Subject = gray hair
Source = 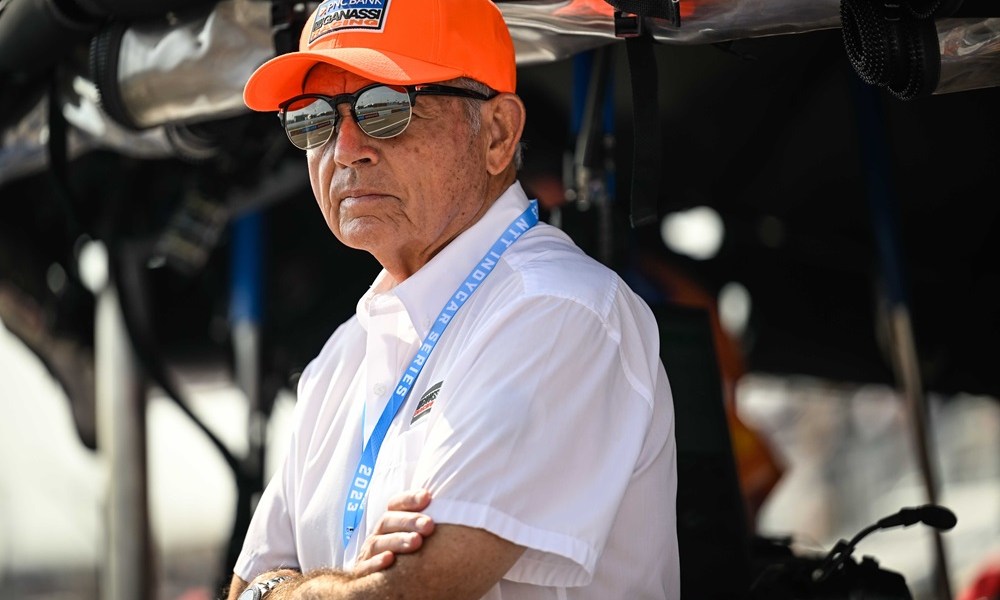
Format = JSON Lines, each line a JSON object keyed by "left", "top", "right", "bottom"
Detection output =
{"left": 441, "top": 77, "right": 524, "bottom": 171}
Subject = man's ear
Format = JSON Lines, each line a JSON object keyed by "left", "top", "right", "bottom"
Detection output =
{"left": 484, "top": 93, "right": 526, "bottom": 176}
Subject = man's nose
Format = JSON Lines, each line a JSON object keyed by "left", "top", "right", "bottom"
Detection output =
{"left": 331, "top": 108, "right": 377, "bottom": 167}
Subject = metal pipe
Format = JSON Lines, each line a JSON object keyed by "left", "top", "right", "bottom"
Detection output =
{"left": 887, "top": 306, "right": 952, "bottom": 599}
{"left": 851, "top": 78, "right": 953, "bottom": 600}
{"left": 86, "top": 240, "right": 153, "bottom": 600}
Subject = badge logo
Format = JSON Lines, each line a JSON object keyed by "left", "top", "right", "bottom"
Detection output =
{"left": 410, "top": 381, "right": 442, "bottom": 425}
{"left": 309, "top": 0, "right": 392, "bottom": 44}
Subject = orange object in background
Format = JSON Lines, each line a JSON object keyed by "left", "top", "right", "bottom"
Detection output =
{"left": 727, "top": 403, "right": 784, "bottom": 527}
{"left": 639, "top": 252, "right": 784, "bottom": 529}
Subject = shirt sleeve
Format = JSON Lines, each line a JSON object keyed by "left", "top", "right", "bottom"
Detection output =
{"left": 233, "top": 460, "right": 300, "bottom": 581}
{"left": 411, "top": 290, "right": 661, "bottom": 588}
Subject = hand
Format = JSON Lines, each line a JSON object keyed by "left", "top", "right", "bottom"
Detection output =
{"left": 354, "top": 488, "right": 436, "bottom": 576}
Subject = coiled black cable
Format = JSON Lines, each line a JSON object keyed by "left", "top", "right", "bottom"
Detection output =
{"left": 839, "top": 0, "right": 942, "bottom": 100}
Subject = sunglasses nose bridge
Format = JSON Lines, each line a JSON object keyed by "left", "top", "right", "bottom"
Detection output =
{"left": 329, "top": 91, "right": 372, "bottom": 132}
{"left": 332, "top": 104, "right": 367, "bottom": 143}
{"left": 309, "top": 99, "right": 354, "bottom": 150}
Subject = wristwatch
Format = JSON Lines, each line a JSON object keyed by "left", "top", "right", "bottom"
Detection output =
{"left": 238, "top": 575, "right": 289, "bottom": 600}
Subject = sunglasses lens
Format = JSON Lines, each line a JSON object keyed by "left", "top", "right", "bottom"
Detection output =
{"left": 284, "top": 97, "right": 336, "bottom": 150}
{"left": 355, "top": 85, "right": 412, "bottom": 138}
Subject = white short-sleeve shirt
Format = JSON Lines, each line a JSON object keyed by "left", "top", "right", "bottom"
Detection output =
{"left": 235, "top": 182, "right": 679, "bottom": 599}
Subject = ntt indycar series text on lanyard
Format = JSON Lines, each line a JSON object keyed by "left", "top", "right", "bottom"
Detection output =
{"left": 343, "top": 201, "right": 540, "bottom": 546}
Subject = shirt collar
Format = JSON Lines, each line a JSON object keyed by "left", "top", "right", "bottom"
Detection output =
{"left": 356, "top": 181, "right": 531, "bottom": 338}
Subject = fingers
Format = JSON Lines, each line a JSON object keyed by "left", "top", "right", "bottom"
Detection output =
{"left": 352, "top": 489, "right": 436, "bottom": 577}
{"left": 372, "top": 488, "right": 435, "bottom": 537}
{"left": 365, "top": 530, "right": 425, "bottom": 556}
{"left": 371, "top": 510, "right": 435, "bottom": 536}
{"left": 353, "top": 550, "right": 395, "bottom": 577}
{"left": 386, "top": 488, "right": 432, "bottom": 512}
{"left": 353, "top": 531, "right": 425, "bottom": 576}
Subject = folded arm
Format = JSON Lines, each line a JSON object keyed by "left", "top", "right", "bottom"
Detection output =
{"left": 228, "top": 489, "right": 524, "bottom": 600}
{"left": 233, "top": 524, "right": 523, "bottom": 600}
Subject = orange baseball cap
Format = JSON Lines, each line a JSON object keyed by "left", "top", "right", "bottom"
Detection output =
{"left": 244, "top": 0, "right": 517, "bottom": 111}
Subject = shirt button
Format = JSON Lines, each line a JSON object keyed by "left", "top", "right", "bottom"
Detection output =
{"left": 373, "top": 382, "right": 388, "bottom": 396}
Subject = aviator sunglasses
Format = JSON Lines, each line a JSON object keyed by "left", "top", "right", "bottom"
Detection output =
{"left": 278, "top": 83, "right": 495, "bottom": 150}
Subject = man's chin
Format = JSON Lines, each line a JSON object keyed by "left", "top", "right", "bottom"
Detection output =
{"left": 334, "top": 218, "right": 394, "bottom": 252}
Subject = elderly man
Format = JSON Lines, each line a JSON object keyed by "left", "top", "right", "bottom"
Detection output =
{"left": 228, "top": 0, "right": 679, "bottom": 598}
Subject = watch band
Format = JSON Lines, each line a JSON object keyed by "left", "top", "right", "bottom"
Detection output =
{"left": 238, "top": 575, "right": 289, "bottom": 600}
{"left": 258, "top": 576, "right": 289, "bottom": 598}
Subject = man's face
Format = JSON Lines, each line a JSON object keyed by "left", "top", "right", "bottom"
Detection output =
{"left": 302, "top": 64, "right": 493, "bottom": 280}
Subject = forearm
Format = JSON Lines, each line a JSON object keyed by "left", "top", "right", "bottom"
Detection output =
{"left": 265, "top": 524, "right": 522, "bottom": 600}
{"left": 232, "top": 568, "right": 367, "bottom": 600}
{"left": 244, "top": 488, "right": 436, "bottom": 600}
{"left": 270, "top": 570, "right": 373, "bottom": 600}
{"left": 273, "top": 564, "right": 463, "bottom": 600}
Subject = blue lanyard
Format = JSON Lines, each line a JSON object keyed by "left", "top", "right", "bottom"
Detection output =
{"left": 343, "top": 200, "right": 539, "bottom": 547}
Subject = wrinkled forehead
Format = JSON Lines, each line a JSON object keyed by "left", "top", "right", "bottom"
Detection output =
{"left": 302, "top": 63, "right": 378, "bottom": 95}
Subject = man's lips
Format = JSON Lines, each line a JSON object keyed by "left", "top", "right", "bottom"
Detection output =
{"left": 339, "top": 192, "right": 394, "bottom": 206}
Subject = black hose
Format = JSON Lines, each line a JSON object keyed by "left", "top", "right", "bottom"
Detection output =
{"left": 109, "top": 239, "right": 251, "bottom": 487}
{"left": 0, "top": 0, "right": 102, "bottom": 75}
{"left": 0, "top": 0, "right": 219, "bottom": 77}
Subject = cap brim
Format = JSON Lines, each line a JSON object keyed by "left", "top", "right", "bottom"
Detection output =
{"left": 244, "top": 48, "right": 465, "bottom": 111}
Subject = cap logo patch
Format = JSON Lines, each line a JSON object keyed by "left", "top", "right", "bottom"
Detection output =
{"left": 309, "top": 0, "right": 392, "bottom": 44}
{"left": 410, "top": 381, "right": 442, "bottom": 425}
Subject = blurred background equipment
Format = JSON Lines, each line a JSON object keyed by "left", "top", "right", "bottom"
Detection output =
{"left": 750, "top": 504, "right": 958, "bottom": 599}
